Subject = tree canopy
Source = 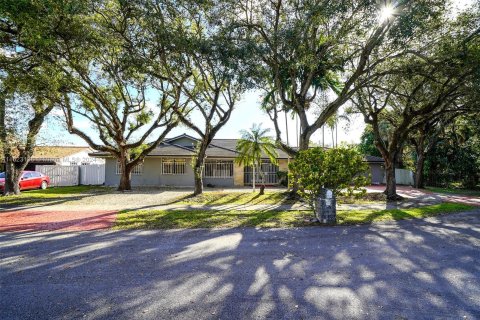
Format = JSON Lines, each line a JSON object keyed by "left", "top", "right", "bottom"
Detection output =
{"left": 352, "top": 3, "right": 480, "bottom": 199}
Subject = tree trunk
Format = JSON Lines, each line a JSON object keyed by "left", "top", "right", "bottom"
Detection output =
{"left": 252, "top": 164, "right": 256, "bottom": 192}
{"left": 3, "top": 157, "right": 21, "bottom": 195}
{"left": 118, "top": 170, "right": 132, "bottom": 191}
{"left": 414, "top": 153, "right": 426, "bottom": 189}
{"left": 117, "top": 151, "right": 132, "bottom": 191}
{"left": 193, "top": 142, "right": 208, "bottom": 196}
{"left": 259, "top": 166, "right": 265, "bottom": 195}
{"left": 384, "top": 160, "right": 401, "bottom": 200}
{"left": 193, "top": 165, "right": 203, "bottom": 195}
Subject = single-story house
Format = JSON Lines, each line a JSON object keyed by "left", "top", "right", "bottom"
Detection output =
{"left": 1, "top": 146, "right": 104, "bottom": 171}
{"left": 91, "top": 134, "right": 385, "bottom": 188}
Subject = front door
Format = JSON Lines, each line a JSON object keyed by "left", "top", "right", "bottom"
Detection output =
{"left": 244, "top": 161, "right": 279, "bottom": 185}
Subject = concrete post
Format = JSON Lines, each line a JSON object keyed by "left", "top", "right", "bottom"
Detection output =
{"left": 315, "top": 188, "right": 336, "bottom": 224}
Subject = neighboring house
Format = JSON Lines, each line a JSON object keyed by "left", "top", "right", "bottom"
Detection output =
{"left": 365, "top": 155, "right": 385, "bottom": 185}
{"left": 91, "top": 134, "right": 385, "bottom": 188}
{"left": 23, "top": 146, "right": 104, "bottom": 170}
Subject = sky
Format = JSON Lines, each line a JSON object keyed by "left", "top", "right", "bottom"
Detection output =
{"left": 39, "top": 0, "right": 474, "bottom": 148}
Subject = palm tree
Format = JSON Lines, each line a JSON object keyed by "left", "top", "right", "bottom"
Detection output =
{"left": 236, "top": 123, "right": 278, "bottom": 194}
{"left": 326, "top": 112, "right": 350, "bottom": 147}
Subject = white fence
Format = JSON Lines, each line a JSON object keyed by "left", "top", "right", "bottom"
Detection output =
{"left": 79, "top": 164, "right": 105, "bottom": 185}
{"left": 35, "top": 165, "right": 105, "bottom": 187}
{"left": 383, "top": 168, "right": 414, "bottom": 186}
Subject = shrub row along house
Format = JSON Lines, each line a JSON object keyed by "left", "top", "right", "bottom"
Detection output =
{"left": 91, "top": 134, "right": 385, "bottom": 188}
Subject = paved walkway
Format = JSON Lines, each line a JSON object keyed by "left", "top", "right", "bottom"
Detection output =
{"left": 367, "top": 185, "right": 480, "bottom": 207}
{"left": 0, "top": 209, "right": 117, "bottom": 232}
{"left": 1, "top": 210, "right": 479, "bottom": 319}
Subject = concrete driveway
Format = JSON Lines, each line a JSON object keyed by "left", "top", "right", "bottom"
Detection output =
{"left": 1, "top": 210, "right": 479, "bottom": 319}
{"left": 367, "top": 185, "right": 480, "bottom": 207}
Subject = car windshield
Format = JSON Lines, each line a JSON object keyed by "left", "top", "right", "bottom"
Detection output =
{"left": 0, "top": 172, "right": 5, "bottom": 178}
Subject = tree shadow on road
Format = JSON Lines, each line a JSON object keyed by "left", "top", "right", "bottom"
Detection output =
{"left": 0, "top": 211, "right": 479, "bottom": 319}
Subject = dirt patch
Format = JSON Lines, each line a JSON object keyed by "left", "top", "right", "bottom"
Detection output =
{"left": 0, "top": 210, "right": 118, "bottom": 232}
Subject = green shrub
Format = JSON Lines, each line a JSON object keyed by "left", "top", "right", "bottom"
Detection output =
{"left": 276, "top": 170, "right": 288, "bottom": 187}
{"left": 288, "top": 146, "right": 370, "bottom": 210}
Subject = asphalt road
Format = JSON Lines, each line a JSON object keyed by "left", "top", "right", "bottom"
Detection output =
{"left": 1, "top": 211, "right": 479, "bottom": 320}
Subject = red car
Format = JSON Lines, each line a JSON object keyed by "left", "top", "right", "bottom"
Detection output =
{"left": 0, "top": 171, "right": 50, "bottom": 191}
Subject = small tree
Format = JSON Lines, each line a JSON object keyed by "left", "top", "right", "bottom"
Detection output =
{"left": 235, "top": 124, "right": 278, "bottom": 195}
{"left": 289, "top": 147, "right": 370, "bottom": 213}
{"left": 0, "top": 64, "right": 61, "bottom": 195}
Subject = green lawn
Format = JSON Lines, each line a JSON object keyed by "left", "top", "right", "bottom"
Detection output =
{"left": 114, "top": 202, "right": 474, "bottom": 229}
{"left": 336, "top": 202, "right": 474, "bottom": 224}
{"left": 426, "top": 186, "right": 480, "bottom": 197}
{"left": 0, "top": 186, "right": 111, "bottom": 205}
{"left": 176, "top": 191, "right": 298, "bottom": 206}
{"left": 175, "top": 191, "right": 386, "bottom": 206}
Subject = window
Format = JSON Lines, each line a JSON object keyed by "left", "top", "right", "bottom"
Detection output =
{"left": 162, "top": 158, "right": 186, "bottom": 175}
{"left": 22, "top": 172, "right": 32, "bottom": 179}
{"left": 244, "top": 160, "right": 279, "bottom": 184}
{"left": 132, "top": 163, "right": 143, "bottom": 175}
{"left": 115, "top": 161, "right": 143, "bottom": 175}
{"left": 204, "top": 160, "right": 233, "bottom": 178}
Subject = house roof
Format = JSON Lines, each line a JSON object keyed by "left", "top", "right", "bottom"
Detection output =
{"left": 364, "top": 155, "right": 385, "bottom": 163}
{"left": 90, "top": 135, "right": 291, "bottom": 159}
{"left": 31, "top": 146, "right": 92, "bottom": 160}
{"left": 90, "top": 134, "right": 384, "bottom": 163}
{"left": 0, "top": 146, "right": 93, "bottom": 162}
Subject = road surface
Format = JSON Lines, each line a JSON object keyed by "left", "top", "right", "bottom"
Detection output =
{"left": 1, "top": 211, "right": 479, "bottom": 319}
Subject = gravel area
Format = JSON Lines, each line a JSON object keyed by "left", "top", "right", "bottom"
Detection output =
{"left": 0, "top": 187, "right": 193, "bottom": 212}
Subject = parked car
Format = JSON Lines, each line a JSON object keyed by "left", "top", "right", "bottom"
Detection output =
{"left": 0, "top": 171, "right": 50, "bottom": 191}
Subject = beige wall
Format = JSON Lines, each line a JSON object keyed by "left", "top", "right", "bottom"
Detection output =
{"left": 233, "top": 163, "right": 244, "bottom": 186}
{"left": 278, "top": 159, "right": 289, "bottom": 172}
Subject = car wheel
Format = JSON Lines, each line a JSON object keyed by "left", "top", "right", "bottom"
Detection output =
{"left": 40, "top": 181, "right": 48, "bottom": 190}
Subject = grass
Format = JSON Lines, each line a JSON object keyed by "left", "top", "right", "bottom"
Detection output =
{"left": 426, "top": 186, "right": 480, "bottom": 197}
{"left": 1, "top": 187, "right": 389, "bottom": 208}
{"left": 175, "top": 191, "right": 297, "bottom": 206}
{"left": 336, "top": 202, "right": 474, "bottom": 224}
{"left": 114, "top": 202, "right": 475, "bottom": 229}
{"left": 175, "top": 191, "right": 386, "bottom": 206}
{"left": 114, "top": 209, "right": 314, "bottom": 229}
{"left": 0, "top": 185, "right": 111, "bottom": 205}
